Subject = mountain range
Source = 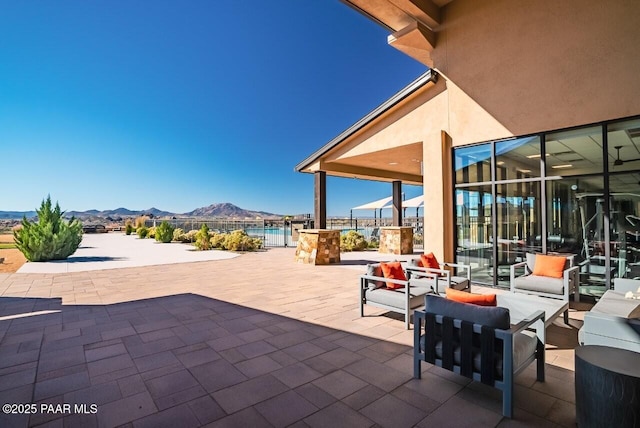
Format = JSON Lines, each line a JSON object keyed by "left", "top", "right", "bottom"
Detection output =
{"left": 0, "top": 203, "right": 282, "bottom": 220}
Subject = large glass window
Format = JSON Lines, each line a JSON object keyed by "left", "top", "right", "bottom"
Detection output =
{"left": 495, "top": 182, "right": 542, "bottom": 286}
{"left": 453, "top": 117, "right": 640, "bottom": 291}
{"left": 455, "top": 186, "right": 493, "bottom": 286}
{"left": 455, "top": 144, "right": 491, "bottom": 183}
{"left": 495, "top": 136, "right": 541, "bottom": 180}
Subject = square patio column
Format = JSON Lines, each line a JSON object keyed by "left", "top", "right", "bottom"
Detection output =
{"left": 392, "top": 180, "right": 402, "bottom": 226}
{"left": 314, "top": 171, "right": 326, "bottom": 229}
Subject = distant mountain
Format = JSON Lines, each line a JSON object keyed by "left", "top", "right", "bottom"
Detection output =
{"left": 0, "top": 203, "right": 280, "bottom": 220}
{"left": 185, "top": 202, "right": 280, "bottom": 219}
{"left": 0, "top": 211, "right": 36, "bottom": 219}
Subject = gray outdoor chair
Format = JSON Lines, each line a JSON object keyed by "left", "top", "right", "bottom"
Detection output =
{"left": 407, "top": 258, "right": 471, "bottom": 294}
{"left": 510, "top": 253, "right": 579, "bottom": 323}
{"left": 414, "top": 295, "right": 546, "bottom": 418}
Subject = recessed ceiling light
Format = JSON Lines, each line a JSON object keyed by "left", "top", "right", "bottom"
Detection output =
{"left": 496, "top": 161, "right": 505, "bottom": 165}
{"left": 517, "top": 169, "right": 531, "bottom": 173}
{"left": 551, "top": 164, "right": 573, "bottom": 169}
{"left": 526, "top": 153, "right": 550, "bottom": 159}
{"left": 389, "top": 162, "right": 398, "bottom": 165}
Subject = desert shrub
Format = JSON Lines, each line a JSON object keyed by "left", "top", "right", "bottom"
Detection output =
{"left": 367, "top": 239, "right": 379, "bottom": 249}
{"left": 137, "top": 226, "right": 149, "bottom": 239}
{"left": 172, "top": 228, "right": 185, "bottom": 242}
{"left": 134, "top": 216, "right": 148, "bottom": 229}
{"left": 125, "top": 221, "right": 134, "bottom": 235}
{"left": 210, "top": 232, "right": 226, "bottom": 249}
{"left": 194, "top": 224, "right": 211, "bottom": 250}
{"left": 155, "top": 221, "right": 174, "bottom": 243}
{"left": 340, "top": 230, "right": 367, "bottom": 251}
{"left": 184, "top": 229, "right": 199, "bottom": 243}
{"left": 147, "top": 226, "right": 156, "bottom": 239}
{"left": 13, "top": 196, "right": 83, "bottom": 262}
{"left": 222, "top": 230, "right": 262, "bottom": 251}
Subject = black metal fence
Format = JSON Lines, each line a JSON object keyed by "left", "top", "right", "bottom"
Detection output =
{"left": 144, "top": 216, "right": 424, "bottom": 249}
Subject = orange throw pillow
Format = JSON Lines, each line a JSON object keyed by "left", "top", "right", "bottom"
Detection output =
{"left": 420, "top": 253, "right": 440, "bottom": 270}
{"left": 380, "top": 261, "right": 407, "bottom": 290}
{"left": 532, "top": 254, "right": 566, "bottom": 278}
{"left": 446, "top": 288, "right": 497, "bottom": 306}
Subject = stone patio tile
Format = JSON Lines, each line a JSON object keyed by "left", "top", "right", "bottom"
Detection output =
{"left": 404, "top": 374, "right": 465, "bottom": 403}
{"left": 145, "top": 369, "right": 199, "bottom": 398}
{"left": 545, "top": 399, "right": 576, "bottom": 427}
{"left": 204, "top": 407, "right": 272, "bottom": 428}
{"left": 236, "top": 355, "right": 283, "bottom": 378}
{"left": 101, "top": 326, "right": 137, "bottom": 341}
{"left": 0, "top": 349, "right": 39, "bottom": 370}
{"left": 513, "top": 384, "right": 558, "bottom": 417}
{"left": 331, "top": 335, "right": 377, "bottom": 352}
{"left": 271, "top": 362, "right": 323, "bottom": 389}
{"left": 312, "top": 370, "right": 368, "bottom": 400}
{"left": 154, "top": 384, "right": 207, "bottom": 411}
{"left": 391, "top": 384, "right": 441, "bottom": 414}
{"left": 341, "top": 384, "right": 386, "bottom": 411}
{"left": 34, "top": 370, "right": 90, "bottom": 401}
{"left": 316, "top": 348, "right": 362, "bottom": 369}
{"left": 496, "top": 408, "right": 561, "bottom": 427}
{"left": 416, "top": 395, "right": 503, "bottom": 428}
{"left": 174, "top": 346, "right": 221, "bottom": 368}
{"left": 303, "top": 401, "right": 374, "bottom": 428}
{"left": 186, "top": 395, "right": 226, "bottom": 426}
{"left": 138, "top": 328, "right": 175, "bottom": 343}
{"left": 63, "top": 380, "right": 122, "bottom": 406}
{"left": 265, "top": 330, "right": 319, "bottom": 349}
{"left": 282, "top": 342, "right": 327, "bottom": 361}
{"left": 361, "top": 394, "right": 427, "bottom": 428}
{"left": 255, "top": 390, "right": 318, "bottom": 427}
{"left": 98, "top": 391, "right": 157, "bottom": 428}
{"left": 236, "top": 327, "right": 273, "bottom": 343}
{"left": 125, "top": 336, "right": 186, "bottom": 359}
{"left": 236, "top": 340, "right": 278, "bottom": 359}
{"left": 84, "top": 343, "right": 127, "bottom": 362}
{"left": 0, "top": 367, "right": 37, "bottom": 392}
{"left": 87, "top": 353, "right": 134, "bottom": 379}
{"left": 218, "top": 348, "right": 247, "bottom": 364}
{"left": 212, "top": 374, "right": 290, "bottom": 414}
{"left": 133, "top": 350, "right": 181, "bottom": 373}
{"left": 206, "top": 334, "right": 245, "bottom": 351}
{"left": 188, "top": 359, "right": 247, "bottom": 393}
{"left": 132, "top": 402, "right": 200, "bottom": 428}
{"left": 118, "top": 374, "right": 147, "bottom": 397}
{"left": 344, "top": 358, "right": 412, "bottom": 392}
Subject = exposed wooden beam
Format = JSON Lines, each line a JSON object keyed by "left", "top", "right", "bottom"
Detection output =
{"left": 314, "top": 171, "right": 327, "bottom": 229}
{"left": 320, "top": 163, "right": 423, "bottom": 185}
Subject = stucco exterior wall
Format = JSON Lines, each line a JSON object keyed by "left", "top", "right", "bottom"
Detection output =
{"left": 433, "top": 0, "right": 640, "bottom": 136}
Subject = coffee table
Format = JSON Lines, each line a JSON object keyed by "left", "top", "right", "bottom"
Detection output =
{"left": 497, "top": 292, "right": 568, "bottom": 328}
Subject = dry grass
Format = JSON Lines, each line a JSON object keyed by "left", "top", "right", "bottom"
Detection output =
{"left": 0, "top": 233, "right": 26, "bottom": 273}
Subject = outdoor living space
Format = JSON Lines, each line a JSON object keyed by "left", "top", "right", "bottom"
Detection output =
{"left": 0, "top": 241, "right": 586, "bottom": 427}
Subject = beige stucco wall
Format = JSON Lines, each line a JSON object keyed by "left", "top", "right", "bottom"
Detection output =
{"left": 433, "top": 0, "right": 640, "bottom": 136}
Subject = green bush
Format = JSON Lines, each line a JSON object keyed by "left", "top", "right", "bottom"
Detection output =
{"left": 13, "top": 196, "right": 83, "bottom": 262}
{"left": 340, "top": 230, "right": 367, "bottom": 251}
{"left": 210, "top": 232, "right": 226, "bottom": 249}
{"left": 147, "top": 226, "right": 156, "bottom": 239}
{"left": 155, "top": 221, "right": 174, "bottom": 243}
{"left": 223, "top": 230, "right": 261, "bottom": 251}
{"left": 194, "top": 224, "right": 211, "bottom": 250}
{"left": 125, "top": 222, "right": 134, "bottom": 235}
{"left": 185, "top": 229, "right": 198, "bottom": 243}
{"left": 137, "top": 226, "right": 149, "bottom": 239}
{"left": 172, "top": 228, "right": 185, "bottom": 242}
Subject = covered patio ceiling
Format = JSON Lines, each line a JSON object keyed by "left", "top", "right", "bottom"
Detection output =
{"left": 319, "top": 142, "right": 423, "bottom": 185}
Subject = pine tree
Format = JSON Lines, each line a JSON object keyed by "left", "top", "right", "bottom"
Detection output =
{"left": 13, "top": 196, "right": 83, "bottom": 262}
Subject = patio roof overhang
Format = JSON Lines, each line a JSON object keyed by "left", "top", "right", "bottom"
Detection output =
{"left": 294, "top": 70, "right": 438, "bottom": 186}
{"left": 340, "top": 0, "right": 455, "bottom": 67}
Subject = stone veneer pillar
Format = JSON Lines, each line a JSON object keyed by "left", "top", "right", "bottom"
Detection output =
{"left": 379, "top": 226, "right": 414, "bottom": 255}
{"left": 295, "top": 229, "right": 341, "bottom": 265}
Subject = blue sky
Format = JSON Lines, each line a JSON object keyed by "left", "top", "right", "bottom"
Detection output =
{"left": 1, "top": 1, "right": 426, "bottom": 217}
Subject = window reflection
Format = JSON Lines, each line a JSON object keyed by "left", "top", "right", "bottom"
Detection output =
{"left": 495, "top": 136, "right": 541, "bottom": 179}
{"left": 454, "top": 144, "right": 491, "bottom": 184}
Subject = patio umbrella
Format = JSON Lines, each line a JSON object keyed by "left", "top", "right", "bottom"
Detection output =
{"left": 351, "top": 196, "right": 393, "bottom": 226}
{"left": 402, "top": 194, "right": 424, "bottom": 217}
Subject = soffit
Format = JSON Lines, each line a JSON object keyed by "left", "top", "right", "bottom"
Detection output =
{"left": 321, "top": 142, "right": 423, "bottom": 185}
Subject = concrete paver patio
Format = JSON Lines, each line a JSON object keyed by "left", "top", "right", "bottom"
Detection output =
{"left": 0, "top": 244, "right": 585, "bottom": 427}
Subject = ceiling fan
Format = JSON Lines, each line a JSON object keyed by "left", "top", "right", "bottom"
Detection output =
{"left": 613, "top": 146, "right": 640, "bottom": 166}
